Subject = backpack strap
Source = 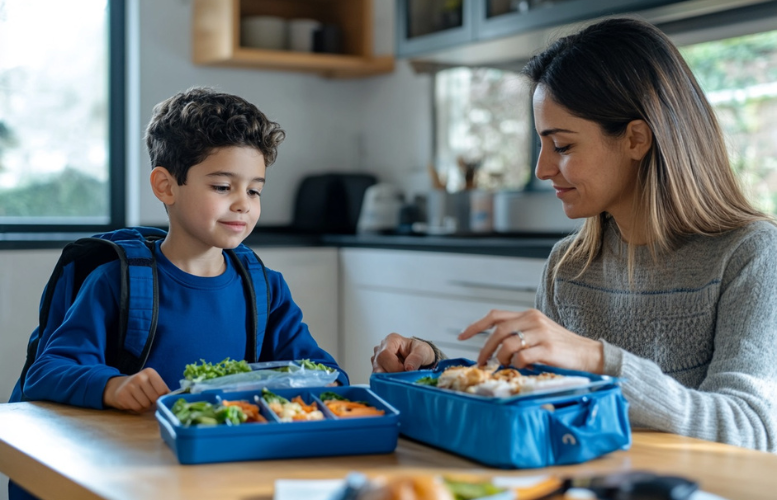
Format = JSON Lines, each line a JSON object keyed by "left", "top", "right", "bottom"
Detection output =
{"left": 97, "top": 227, "right": 165, "bottom": 374}
{"left": 226, "top": 244, "right": 270, "bottom": 362}
{"left": 112, "top": 238, "right": 159, "bottom": 374}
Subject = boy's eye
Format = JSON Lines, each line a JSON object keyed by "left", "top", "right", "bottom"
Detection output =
{"left": 212, "top": 185, "right": 229, "bottom": 192}
{"left": 553, "top": 144, "right": 571, "bottom": 154}
{"left": 249, "top": 189, "right": 262, "bottom": 197}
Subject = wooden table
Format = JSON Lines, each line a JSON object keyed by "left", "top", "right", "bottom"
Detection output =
{"left": 1, "top": 401, "right": 776, "bottom": 500}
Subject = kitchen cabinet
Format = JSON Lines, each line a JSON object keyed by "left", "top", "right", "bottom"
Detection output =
{"left": 340, "top": 248, "right": 545, "bottom": 384}
{"left": 0, "top": 249, "right": 61, "bottom": 404}
{"left": 396, "top": 0, "right": 683, "bottom": 58}
{"left": 395, "top": 0, "right": 476, "bottom": 58}
{"left": 192, "top": 0, "right": 394, "bottom": 78}
{"left": 473, "top": 0, "right": 681, "bottom": 42}
{"left": 251, "top": 247, "right": 340, "bottom": 360}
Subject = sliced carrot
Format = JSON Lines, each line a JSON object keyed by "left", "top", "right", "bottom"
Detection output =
{"left": 324, "top": 400, "right": 385, "bottom": 418}
{"left": 291, "top": 396, "right": 318, "bottom": 413}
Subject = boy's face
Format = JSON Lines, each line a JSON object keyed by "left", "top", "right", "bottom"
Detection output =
{"left": 167, "top": 146, "right": 266, "bottom": 250}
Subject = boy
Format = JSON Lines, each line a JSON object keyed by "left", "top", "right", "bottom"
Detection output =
{"left": 15, "top": 87, "right": 348, "bottom": 413}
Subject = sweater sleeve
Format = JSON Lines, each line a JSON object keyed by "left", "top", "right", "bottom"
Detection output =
{"left": 259, "top": 269, "right": 349, "bottom": 385}
{"left": 602, "top": 228, "right": 777, "bottom": 452}
{"left": 23, "top": 263, "right": 123, "bottom": 409}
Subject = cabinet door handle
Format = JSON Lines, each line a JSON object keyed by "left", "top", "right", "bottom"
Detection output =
{"left": 448, "top": 280, "right": 537, "bottom": 294}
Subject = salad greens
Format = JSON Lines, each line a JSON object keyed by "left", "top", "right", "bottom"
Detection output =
{"left": 319, "top": 391, "right": 348, "bottom": 401}
{"left": 319, "top": 391, "right": 370, "bottom": 406}
{"left": 261, "top": 388, "right": 289, "bottom": 405}
{"left": 182, "top": 358, "right": 251, "bottom": 382}
{"left": 298, "top": 359, "right": 335, "bottom": 372}
{"left": 415, "top": 376, "right": 439, "bottom": 387}
{"left": 443, "top": 478, "right": 505, "bottom": 500}
{"left": 171, "top": 398, "right": 247, "bottom": 426}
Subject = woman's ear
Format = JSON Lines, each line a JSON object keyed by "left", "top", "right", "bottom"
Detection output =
{"left": 626, "top": 119, "right": 653, "bottom": 161}
{"left": 150, "top": 166, "right": 176, "bottom": 205}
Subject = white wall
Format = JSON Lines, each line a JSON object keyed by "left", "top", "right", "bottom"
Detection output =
{"left": 1, "top": 4, "right": 431, "bottom": 495}
{"left": 129, "top": 0, "right": 433, "bottom": 227}
{"left": 0, "top": 1, "right": 432, "bottom": 402}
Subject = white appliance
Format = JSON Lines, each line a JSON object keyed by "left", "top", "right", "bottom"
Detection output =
{"left": 493, "top": 190, "right": 583, "bottom": 233}
{"left": 356, "top": 183, "right": 404, "bottom": 233}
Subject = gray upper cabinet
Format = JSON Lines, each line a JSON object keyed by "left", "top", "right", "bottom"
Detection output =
{"left": 396, "top": 0, "right": 476, "bottom": 58}
{"left": 396, "top": 0, "right": 684, "bottom": 58}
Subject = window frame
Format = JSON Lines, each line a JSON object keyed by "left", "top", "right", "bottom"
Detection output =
{"left": 0, "top": 0, "right": 126, "bottom": 236}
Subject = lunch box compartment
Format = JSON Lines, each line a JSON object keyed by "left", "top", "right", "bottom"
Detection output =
{"left": 255, "top": 388, "right": 336, "bottom": 422}
{"left": 156, "top": 386, "right": 400, "bottom": 464}
{"left": 370, "top": 359, "right": 630, "bottom": 469}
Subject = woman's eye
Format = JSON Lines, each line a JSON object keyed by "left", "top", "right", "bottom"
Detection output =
{"left": 553, "top": 145, "right": 571, "bottom": 154}
{"left": 212, "top": 185, "right": 229, "bottom": 193}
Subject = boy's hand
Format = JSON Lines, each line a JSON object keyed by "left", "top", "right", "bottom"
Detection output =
{"left": 103, "top": 368, "right": 170, "bottom": 412}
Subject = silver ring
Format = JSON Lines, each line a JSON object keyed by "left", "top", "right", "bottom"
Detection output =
{"left": 511, "top": 330, "right": 527, "bottom": 349}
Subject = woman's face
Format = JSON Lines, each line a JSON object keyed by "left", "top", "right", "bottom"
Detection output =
{"left": 532, "top": 85, "right": 640, "bottom": 224}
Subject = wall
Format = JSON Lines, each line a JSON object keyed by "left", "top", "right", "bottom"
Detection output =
{"left": 0, "top": 3, "right": 430, "bottom": 496}
{"left": 0, "top": 0, "right": 432, "bottom": 417}
{"left": 128, "top": 0, "right": 433, "bottom": 227}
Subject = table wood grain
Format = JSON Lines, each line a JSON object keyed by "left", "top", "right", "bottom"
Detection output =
{"left": 1, "top": 402, "right": 775, "bottom": 500}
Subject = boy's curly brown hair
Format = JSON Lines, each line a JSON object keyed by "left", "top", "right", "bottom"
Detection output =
{"left": 145, "top": 87, "right": 285, "bottom": 185}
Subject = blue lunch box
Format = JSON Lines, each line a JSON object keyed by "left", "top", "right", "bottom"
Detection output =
{"left": 155, "top": 385, "right": 400, "bottom": 464}
{"left": 370, "top": 359, "right": 631, "bottom": 469}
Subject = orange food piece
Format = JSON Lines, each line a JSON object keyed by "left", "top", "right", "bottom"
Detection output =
{"left": 291, "top": 396, "right": 319, "bottom": 413}
{"left": 325, "top": 400, "right": 385, "bottom": 418}
{"left": 222, "top": 400, "right": 267, "bottom": 423}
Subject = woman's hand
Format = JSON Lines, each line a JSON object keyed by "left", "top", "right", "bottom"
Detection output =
{"left": 459, "top": 309, "right": 604, "bottom": 374}
{"left": 103, "top": 367, "right": 170, "bottom": 412}
{"left": 372, "top": 333, "right": 435, "bottom": 372}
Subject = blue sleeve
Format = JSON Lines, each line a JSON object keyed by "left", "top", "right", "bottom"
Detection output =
{"left": 23, "top": 262, "right": 123, "bottom": 408}
{"left": 259, "top": 269, "right": 349, "bottom": 385}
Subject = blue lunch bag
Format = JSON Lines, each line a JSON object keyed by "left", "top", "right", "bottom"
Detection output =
{"left": 370, "top": 358, "right": 631, "bottom": 469}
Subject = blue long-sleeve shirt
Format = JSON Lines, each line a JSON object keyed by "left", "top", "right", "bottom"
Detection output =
{"left": 21, "top": 240, "right": 348, "bottom": 408}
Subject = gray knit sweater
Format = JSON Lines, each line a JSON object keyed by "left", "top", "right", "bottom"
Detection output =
{"left": 536, "top": 219, "right": 777, "bottom": 451}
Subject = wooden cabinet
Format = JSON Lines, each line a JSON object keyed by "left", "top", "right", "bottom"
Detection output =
{"left": 193, "top": 0, "right": 394, "bottom": 78}
{"left": 340, "top": 248, "right": 545, "bottom": 384}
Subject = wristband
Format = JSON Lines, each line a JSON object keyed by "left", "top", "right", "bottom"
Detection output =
{"left": 412, "top": 337, "right": 446, "bottom": 370}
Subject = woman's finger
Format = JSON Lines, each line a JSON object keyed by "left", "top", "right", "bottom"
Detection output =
{"left": 510, "top": 343, "right": 546, "bottom": 369}
{"left": 458, "top": 309, "right": 523, "bottom": 340}
{"left": 477, "top": 323, "right": 527, "bottom": 366}
{"left": 495, "top": 332, "right": 531, "bottom": 367}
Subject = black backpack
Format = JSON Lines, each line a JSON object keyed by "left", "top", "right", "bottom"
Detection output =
{"left": 10, "top": 227, "right": 269, "bottom": 402}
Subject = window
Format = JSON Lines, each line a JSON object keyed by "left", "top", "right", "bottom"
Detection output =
{"left": 434, "top": 67, "right": 533, "bottom": 192}
{"left": 0, "top": 0, "right": 124, "bottom": 232}
{"left": 681, "top": 29, "right": 777, "bottom": 215}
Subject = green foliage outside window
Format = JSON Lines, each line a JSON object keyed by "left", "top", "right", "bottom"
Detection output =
{"left": 681, "top": 30, "right": 777, "bottom": 215}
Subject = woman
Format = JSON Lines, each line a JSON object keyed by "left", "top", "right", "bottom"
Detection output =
{"left": 372, "top": 17, "right": 777, "bottom": 452}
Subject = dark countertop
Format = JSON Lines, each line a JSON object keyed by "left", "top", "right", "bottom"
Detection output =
{"left": 1, "top": 226, "right": 568, "bottom": 258}
{"left": 318, "top": 233, "right": 563, "bottom": 258}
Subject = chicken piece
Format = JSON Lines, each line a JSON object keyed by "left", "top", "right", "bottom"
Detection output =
{"left": 437, "top": 366, "right": 491, "bottom": 392}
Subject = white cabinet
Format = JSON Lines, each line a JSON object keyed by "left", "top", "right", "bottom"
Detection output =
{"left": 340, "top": 248, "right": 546, "bottom": 384}
{"left": 0, "top": 250, "right": 62, "bottom": 403}
{"left": 252, "top": 247, "right": 339, "bottom": 361}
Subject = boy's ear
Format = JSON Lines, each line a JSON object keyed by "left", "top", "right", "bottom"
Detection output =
{"left": 150, "top": 166, "right": 176, "bottom": 205}
{"left": 625, "top": 119, "right": 653, "bottom": 161}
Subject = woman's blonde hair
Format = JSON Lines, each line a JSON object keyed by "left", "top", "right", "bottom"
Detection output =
{"left": 522, "top": 17, "right": 772, "bottom": 277}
